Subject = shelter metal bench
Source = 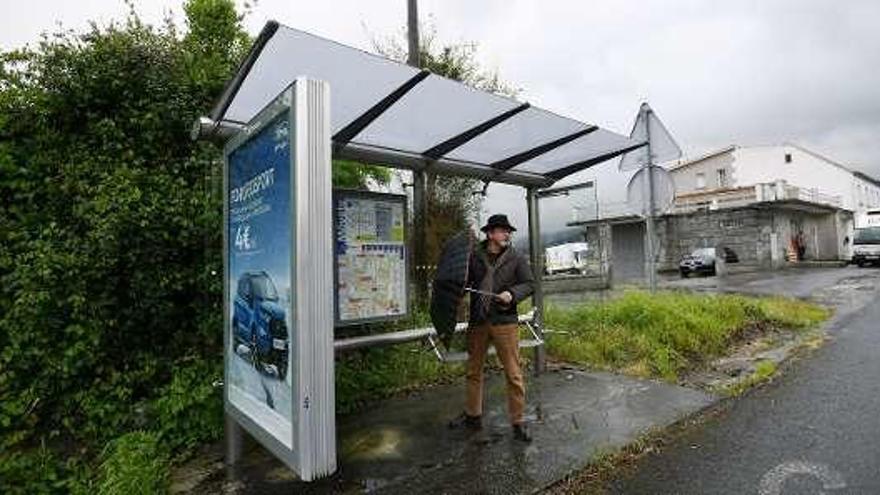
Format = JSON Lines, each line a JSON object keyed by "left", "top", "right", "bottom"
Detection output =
{"left": 334, "top": 310, "right": 545, "bottom": 364}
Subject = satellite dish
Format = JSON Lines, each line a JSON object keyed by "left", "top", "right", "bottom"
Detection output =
{"left": 626, "top": 165, "right": 675, "bottom": 216}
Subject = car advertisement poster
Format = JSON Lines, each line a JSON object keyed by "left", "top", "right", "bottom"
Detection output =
{"left": 226, "top": 112, "right": 293, "bottom": 447}
{"left": 334, "top": 191, "right": 408, "bottom": 324}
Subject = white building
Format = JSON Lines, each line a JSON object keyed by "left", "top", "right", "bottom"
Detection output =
{"left": 669, "top": 143, "right": 880, "bottom": 217}
{"left": 570, "top": 143, "right": 880, "bottom": 282}
{"left": 664, "top": 143, "right": 880, "bottom": 263}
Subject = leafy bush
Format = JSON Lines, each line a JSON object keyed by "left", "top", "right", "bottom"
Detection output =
{"left": 151, "top": 358, "right": 224, "bottom": 455}
{"left": 0, "top": 446, "right": 92, "bottom": 495}
{"left": 0, "top": 1, "right": 241, "bottom": 452}
{"left": 97, "top": 431, "right": 170, "bottom": 495}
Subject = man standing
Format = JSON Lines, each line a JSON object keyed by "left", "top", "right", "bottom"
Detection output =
{"left": 449, "top": 214, "right": 535, "bottom": 442}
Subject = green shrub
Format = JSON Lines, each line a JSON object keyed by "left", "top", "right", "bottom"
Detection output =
{"left": 151, "top": 358, "right": 224, "bottom": 455}
{"left": 97, "top": 431, "right": 169, "bottom": 495}
{"left": 0, "top": 446, "right": 83, "bottom": 495}
{"left": 0, "top": 2, "right": 243, "bottom": 452}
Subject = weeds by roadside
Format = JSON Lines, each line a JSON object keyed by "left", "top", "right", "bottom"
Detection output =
{"left": 717, "top": 360, "right": 778, "bottom": 397}
{"left": 544, "top": 290, "right": 829, "bottom": 382}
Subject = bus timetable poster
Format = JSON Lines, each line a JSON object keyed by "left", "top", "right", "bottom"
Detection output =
{"left": 333, "top": 191, "right": 408, "bottom": 325}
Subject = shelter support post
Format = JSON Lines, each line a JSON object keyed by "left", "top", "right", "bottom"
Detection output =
{"left": 413, "top": 171, "right": 428, "bottom": 305}
{"left": 224, "top": 412, "right": 243, "bottom": 480}
{"left": 526, "top": 188, "right": 546, "bottom": 375}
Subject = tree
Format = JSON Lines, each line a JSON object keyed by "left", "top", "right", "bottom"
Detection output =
{"left": 333, "top": 158, "right": 390, "bottom": 189}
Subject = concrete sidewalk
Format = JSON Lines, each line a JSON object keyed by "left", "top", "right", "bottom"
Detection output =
{"left": 203, "top": 368, "right": 714, "bottom": 494}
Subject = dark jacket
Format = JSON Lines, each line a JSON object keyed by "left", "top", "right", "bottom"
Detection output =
{"left": 467, "top": 241, "right": 535, "bottom": 325}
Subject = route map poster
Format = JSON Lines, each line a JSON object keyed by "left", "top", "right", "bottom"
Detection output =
{"left": 226, "top": 111, "right": 293, "bottom": 447}
{"left": 333, "top": 191, "right": 408, "bottom": 325}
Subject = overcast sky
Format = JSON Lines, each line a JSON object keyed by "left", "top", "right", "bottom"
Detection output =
{"left": 3, "top": 0, "right": 879, "bottom": 234}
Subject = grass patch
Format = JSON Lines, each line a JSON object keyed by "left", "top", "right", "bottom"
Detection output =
{"left": 750, "top": 296, "right": 830, "bottom": 328}
{"left": 718, "top": 360, "right": 778, "bottom": 397}
{"left": 97, "top": 431, "right": 170, "bottom": 495}
{"left": 545, "top": 290, "right": 828, "bottom": 382}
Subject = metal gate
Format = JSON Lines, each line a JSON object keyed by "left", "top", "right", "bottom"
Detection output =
{"left": 612, "top": 222, "right": 646, "bottom": 282}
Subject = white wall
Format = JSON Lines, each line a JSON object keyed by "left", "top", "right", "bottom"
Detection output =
{"left": 672, "top": 144, "right": 880, "bottom": 215}
{"left": 731, "top": 145, "right": 855, "bottom": 209}
{"left": 671, "top": 149, "right": 736, "bottom": 193}
{"left": 852, "top": 175, "right": 880, "bottom": 213}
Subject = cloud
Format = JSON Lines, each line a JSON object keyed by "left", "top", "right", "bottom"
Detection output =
{"left": 4, "top": 0, "right": 878, "bottom": 230}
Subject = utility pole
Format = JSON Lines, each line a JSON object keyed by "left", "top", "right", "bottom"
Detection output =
{"left": 408, "top": 0, "right": 429, "bottom": 305}
{"left": 407, "top": 0, "right": 420, "bottom": 67}
{"left": 644, "top": 105, "right": 658, "bottom": 292}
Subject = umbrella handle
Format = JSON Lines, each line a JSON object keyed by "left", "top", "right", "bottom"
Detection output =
{"left": 464, "top": 287, "right": 498, "bottom": 297}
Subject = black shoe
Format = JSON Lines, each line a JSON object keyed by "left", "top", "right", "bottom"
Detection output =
{"left": 512, "top": 423, "right": 532, "bottom": 442}
{"left": 448, "top": 412, "right": 482, "bottom": 430}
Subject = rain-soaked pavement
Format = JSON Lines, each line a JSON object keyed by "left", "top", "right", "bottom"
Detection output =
{"left": 657, "top": 265, "right": 867, "bottom": 300}
{"left": 608, "top": 266, "right": 880, "bottom": 494}
{"left": 186, "top": 266, "right": 878, "bottom": 494}
{"left": 547, "top": 265, "right": 873, "bottom": 308}
{"left": 214, "top": 369, "right": 712, "bottom": 494}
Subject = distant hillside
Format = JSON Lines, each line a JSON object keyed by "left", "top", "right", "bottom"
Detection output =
{"left": 513, "top": 227, "right": 585, "bottom": 255}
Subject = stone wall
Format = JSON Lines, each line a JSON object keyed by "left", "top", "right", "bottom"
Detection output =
{"left": 655, "top": 207, "right": 773, "bottom": 270}
{"left": 542, "top": 274, "right": 610, "bottom": 294}
{"left": 572, "top": 205, "right": 849, "bottom": 283}
{"left": 653, "top": 206, "right": 847, "bottom": 271}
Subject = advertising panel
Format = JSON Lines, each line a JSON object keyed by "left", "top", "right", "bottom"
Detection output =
{"left": 226, "top": 110, "right": 294, "bottom": 447}
{"left": 224, "top": 79, "right": 336, "bottom": 481}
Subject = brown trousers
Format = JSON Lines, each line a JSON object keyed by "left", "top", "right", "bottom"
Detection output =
{"left": 465, "top": 322, "right": 525, "bottom": 425}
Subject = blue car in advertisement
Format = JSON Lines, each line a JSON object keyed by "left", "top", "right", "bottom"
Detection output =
{"left": 232, "top": 271, "right": 289, "bottom": 379}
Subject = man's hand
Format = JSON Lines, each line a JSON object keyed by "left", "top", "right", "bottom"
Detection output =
{"left": 495, "top": 291, "right": 513, "bottom": 305}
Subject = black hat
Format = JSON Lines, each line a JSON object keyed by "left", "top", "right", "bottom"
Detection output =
{"left": 480, "top": 214, "right": 516, "bottom": 233}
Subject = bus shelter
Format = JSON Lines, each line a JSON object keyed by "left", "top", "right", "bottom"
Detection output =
{"left": 194, "top": 20, "right": 646, "bottom": 482}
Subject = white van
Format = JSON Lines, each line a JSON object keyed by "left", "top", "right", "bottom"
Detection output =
{"left": 544, "top": 242, "right": 590, "bottom": 275}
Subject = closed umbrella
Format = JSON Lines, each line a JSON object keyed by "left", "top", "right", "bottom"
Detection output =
{"left": 430, "top": 229, "right": 476, "bottom": 349}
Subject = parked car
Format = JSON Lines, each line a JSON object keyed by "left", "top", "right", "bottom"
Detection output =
{"left": 232, "top": 271, "right": 289, "bottom": 379}
{"left": 680, "top": 248, "right": 716, "bottom": 277}
{"left": 679, "top": 247, "right": 738, "bottom": 277}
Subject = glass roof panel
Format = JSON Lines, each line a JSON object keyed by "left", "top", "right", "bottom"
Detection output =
{"left": 515, "top": 128, "right": 638, "bottom": 174}
{"left": 213, "top": 23, "right": 643, "bottom": 185}
{"left": 351, "top": 74, "right": 521, "bottom": 154}
{"left": 223, "top": 25, "right": 421, "bottom": 133}
{"left": 444, "top": 107, "right": 591, "bottom": 165}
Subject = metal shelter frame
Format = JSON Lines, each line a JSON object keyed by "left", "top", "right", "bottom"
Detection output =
{"left": 194, "top": 20, "right": 648, "bottom": 370}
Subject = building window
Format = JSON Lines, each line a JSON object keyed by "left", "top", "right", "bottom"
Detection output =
{"left": 717, "top": 168, "right": 728, "bottom": 188}
{"left": 784, "top": 153, "right": 792, "bottom": 163}
{"left": 696, "top": 172, "right": 706, "bottom": 189}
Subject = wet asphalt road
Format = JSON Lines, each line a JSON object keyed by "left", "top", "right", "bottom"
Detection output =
{"left": 609, "top": 267, "right": 880, "bottom": 494}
